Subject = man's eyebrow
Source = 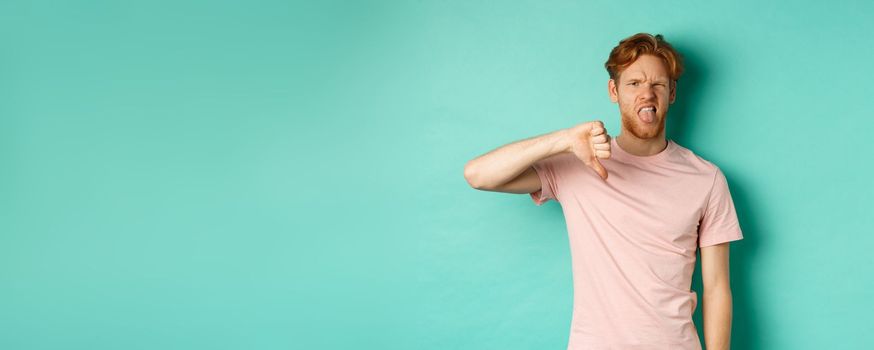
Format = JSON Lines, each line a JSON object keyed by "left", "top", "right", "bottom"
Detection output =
{"left": 625, "top": 78, "right": 669, "bottom": 83}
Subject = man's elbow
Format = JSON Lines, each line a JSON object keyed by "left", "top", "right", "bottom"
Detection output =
{"left": 703, "top": 284, "right": 733, "bottom": 299}
{"left": 464, "top": 161, "right": 484, "bottom": 189}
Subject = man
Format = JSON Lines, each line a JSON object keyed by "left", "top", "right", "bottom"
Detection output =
{"left": 463, "top": 33, "right": 743, "bottom": 350}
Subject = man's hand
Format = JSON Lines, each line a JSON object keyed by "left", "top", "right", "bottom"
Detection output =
{"left": 565, "top": 120, "right": 612, "bottom": 180}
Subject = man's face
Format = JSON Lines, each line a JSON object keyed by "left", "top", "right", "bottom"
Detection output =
{"left": 608, "top": 54, "right": 676, "bottom": 140}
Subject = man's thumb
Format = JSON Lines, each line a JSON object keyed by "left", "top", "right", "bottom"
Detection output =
{"left": 590, "top": 158, "right": 608, "bottom": 180}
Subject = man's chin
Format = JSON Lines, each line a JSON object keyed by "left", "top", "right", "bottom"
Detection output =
{"left": 622, "top": 114, "right": 665, "bottom": 140}
{"left": 631, "top": 129, "right": 660, "bottom": 139}
{"left": 624, "top": 118, "right": 664, "bottom": 139}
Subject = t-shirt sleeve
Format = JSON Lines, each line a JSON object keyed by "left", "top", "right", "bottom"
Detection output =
{"left": 697, "top": 167, "right": 744, "bottom": 247}
{"left": 529, "top": 154, "right": 571, "bottom": 206}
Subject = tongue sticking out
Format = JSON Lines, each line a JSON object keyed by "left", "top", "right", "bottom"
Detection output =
{"left": 639, "top": 109, "right": 656, "bottom": 123}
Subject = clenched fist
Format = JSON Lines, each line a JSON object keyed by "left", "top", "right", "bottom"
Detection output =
{"left": 565, "top": 120, "right": 612, "bottom": 180}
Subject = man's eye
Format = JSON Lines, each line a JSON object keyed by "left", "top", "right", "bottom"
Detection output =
{"left": 628, "top": 82, "right": 638, "bottom": 86}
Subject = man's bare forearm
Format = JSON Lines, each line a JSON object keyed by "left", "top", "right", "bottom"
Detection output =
{"left": 703, "top": 287, "right": 733, "bottom": 350}
{"left": 464, "top": 129, "right": 571, "bottom": 189}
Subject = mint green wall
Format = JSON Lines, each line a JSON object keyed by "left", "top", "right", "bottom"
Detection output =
{"left": 1, "top": 1, "right": 871, "bottom": 349}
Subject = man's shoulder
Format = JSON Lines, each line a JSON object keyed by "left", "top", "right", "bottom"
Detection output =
{"left": 670, "top": 141, "right": 722, "bottom": 175}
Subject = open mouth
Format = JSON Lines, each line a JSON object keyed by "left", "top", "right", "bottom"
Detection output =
{"left": 637, "top": 105, "right": 657, "bottom": 123}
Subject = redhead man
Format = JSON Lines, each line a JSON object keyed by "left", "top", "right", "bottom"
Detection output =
{"left": 464, "top": 33, "right": 742, "bottom": 350}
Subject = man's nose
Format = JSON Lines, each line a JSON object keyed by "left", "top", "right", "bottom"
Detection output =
{"left": 640, "top": 84, "right": 656, "bottom": 99}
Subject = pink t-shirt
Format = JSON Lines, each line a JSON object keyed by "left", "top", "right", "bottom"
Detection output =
{"left": 530, "top": 137, "right": 743, "bottom": 350}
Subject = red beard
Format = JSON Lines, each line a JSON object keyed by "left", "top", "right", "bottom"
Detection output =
{"left": 622, "top": 110, "right": 666, "bottom": 139}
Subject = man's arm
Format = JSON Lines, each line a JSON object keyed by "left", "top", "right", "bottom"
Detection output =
{"left": 464, "top": 129, "right": 570, "bottom": 193}
{"left": 463, "top": 121, "right": 610, "bottom": 193}
{"left": 701, "top": 242, "right": 733, "bottom": 350}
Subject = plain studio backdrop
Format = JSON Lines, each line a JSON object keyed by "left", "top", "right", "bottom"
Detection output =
{"left": 1, "top": 1, "right": 872, "bottom": 349}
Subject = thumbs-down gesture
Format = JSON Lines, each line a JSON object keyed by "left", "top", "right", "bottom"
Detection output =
{"left": 566, "top": 120, "right": 612, "bottom": 180}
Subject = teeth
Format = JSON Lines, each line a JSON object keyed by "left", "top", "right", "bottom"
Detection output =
{"left": 640, "top": 107, "right": 655, "bottom": 112}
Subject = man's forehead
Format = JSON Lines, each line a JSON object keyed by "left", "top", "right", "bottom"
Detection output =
{"left": 619, "top": 68, "right": 670, "bottom": 81}
{"left": 619, "top": 56, "right": 671, "bottom": 80}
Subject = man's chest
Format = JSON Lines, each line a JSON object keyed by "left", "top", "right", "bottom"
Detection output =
{"left": 559, "top": 167, "right": 712, "bottom": 250}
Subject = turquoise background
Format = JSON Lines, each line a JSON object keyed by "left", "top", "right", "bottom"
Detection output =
{"left": 1, "top": 1, "right": 872, "bottom": 349}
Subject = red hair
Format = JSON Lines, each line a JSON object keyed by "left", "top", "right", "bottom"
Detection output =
{"left": 605, "top": 33, "right": 684, "bottom": 83}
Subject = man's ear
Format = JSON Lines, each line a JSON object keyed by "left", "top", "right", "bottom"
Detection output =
{"left": 608, "top": 79, "right": 618, "bottom": 103}
{"left": 669, "top": 80, "right": 677, "bottom": 104}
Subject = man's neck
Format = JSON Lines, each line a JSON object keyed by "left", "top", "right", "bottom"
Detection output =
{"left": 616, "top": 131, "right": 668, "bottom": 157}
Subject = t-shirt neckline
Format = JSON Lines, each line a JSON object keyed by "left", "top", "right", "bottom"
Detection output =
{"left": 611, "top": 136, "right": 676, "bottom": 163}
